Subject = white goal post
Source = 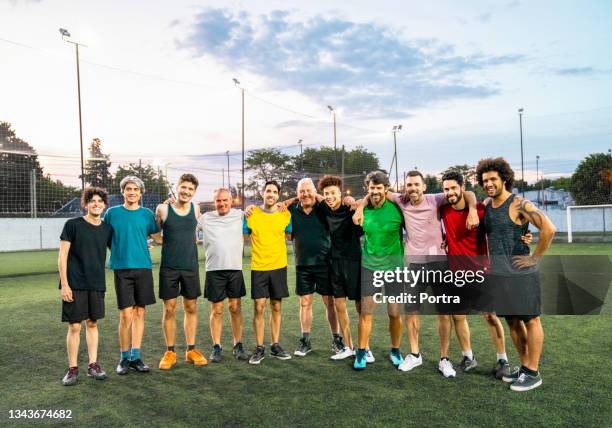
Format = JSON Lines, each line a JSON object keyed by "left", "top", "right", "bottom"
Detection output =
{"left": 566, "top": 205, "right": 612, "bottom": 243}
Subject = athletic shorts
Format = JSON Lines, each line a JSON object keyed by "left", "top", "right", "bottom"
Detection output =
{"left": 360, "top": 266, "right": 405, "bottom": 298}
{"left": 62, "top": 290, "right": 105, "bottom": 323}
{"left": 295, "top": 265, "right": 332, "bottom": 296}
{"left": 159, "top": 267, "right": 202, "bottom": 300}
{"left": 403, "top": 261, "right": 459, "bottom": 314}
{"left": 205, "top": 270, "right": 246, "bottom": 303}
{"left": 113, "top": 269, "right": 156, "bottom": 310}
{"left": 251, "top": 267, "right": 289, "bottom": 300}
{"left": 490, "top": 272, "right": 541, "bottom": 320}
{"left": 330, "top": 258, "right": 360, "bottom": 301}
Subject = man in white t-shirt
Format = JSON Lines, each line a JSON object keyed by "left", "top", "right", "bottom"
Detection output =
{"left": 198, "top": 188, "right": 249, "bottom": 362}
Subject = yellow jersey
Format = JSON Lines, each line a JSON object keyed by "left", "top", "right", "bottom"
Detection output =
{"left": 244, "top": 207, "right": 292, "bottom": 271}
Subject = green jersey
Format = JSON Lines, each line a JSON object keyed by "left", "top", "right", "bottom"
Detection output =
{"left": 361, "top": 200, "right": 404, "bottom": 271}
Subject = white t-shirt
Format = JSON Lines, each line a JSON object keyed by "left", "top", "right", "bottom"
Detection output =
{"left": 198, "top": 209, "right": 244, "bottom": 271}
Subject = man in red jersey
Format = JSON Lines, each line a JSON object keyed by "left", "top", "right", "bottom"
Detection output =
{"left": 440, "top": 171, "right": 530, "bottom": 379}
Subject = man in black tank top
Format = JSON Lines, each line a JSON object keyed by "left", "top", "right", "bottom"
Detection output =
{"left": 477, "top": 158, "right": 557, "bottom": 392}
{"left": 155, "top": 174, "right": 207, "bottom": 370}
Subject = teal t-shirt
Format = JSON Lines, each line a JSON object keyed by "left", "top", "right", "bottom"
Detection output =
{"left": 362, "top": 200, "right": 404, "bottom": 271}
{"left": 103, "top": 205, "right": 159, "bottom": 270}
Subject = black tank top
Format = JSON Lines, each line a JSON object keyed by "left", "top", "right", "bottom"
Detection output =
{"left": 161, "top": 203, "right": 198, "bottom": 270}
{"left": 484, "top": 194, "right": 534, "bottom": 275}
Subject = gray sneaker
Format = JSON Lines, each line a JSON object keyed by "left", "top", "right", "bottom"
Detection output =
{"left": 271, "top": 343, "right": 292, "bottom": 360}
{"left": 502, "top": 366, "right": 522, "bottom": 383}
{"left": 510, "top": 371, "right": 543, "bottom": 392}
{"left": 209, "top": 345, "right": 222, "bottom": 363}
{"left": 332, "top": 335, "right": 345, "bottom": 353}
{"left": 294, "top": 338, "right": 312, "bottom": 357}
{"left": 494, "top": 359, "right": 511, "bottom": 379}
{"left": 62, "top": 367, "right": 78, "bottom": 386}
{"left": 232, "top": 342, "right": 250, "bottom": 361}
{"left": 86, "top": 362, "right": 107, "bottom": 380}
{"left": 248, "top": 346, "right": 265, "bottom": 365}
{"left": 458, "top": 356, "right": 478, "bottom": 372}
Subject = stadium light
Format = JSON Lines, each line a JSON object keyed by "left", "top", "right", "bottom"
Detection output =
{"left": 518, "top": 108, "right": 525, "bottom": 197}
{"left": 60, "top": 28, "right": 87, "bottom": 190}
{"left": 328, "top": 105, "right": 337, "bottom": 171}
{"left": 233, "top": 78, "right": 245, "bottom": 210}
{"left": 392, "top": 125, "right": 402, "bottom": 191}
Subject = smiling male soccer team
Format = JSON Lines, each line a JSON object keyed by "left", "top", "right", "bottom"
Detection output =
{"left": 58, "top": 157, "right": 555, "bottom": 392}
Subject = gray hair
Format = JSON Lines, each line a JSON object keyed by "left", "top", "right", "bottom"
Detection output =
{"left": 120, "top": 175, "right": 145, "bottom": 193}
{"left": 213, "top": 188, "right": 231, "bottom": 197}
{"left": 297, "top": 177, "right": 315, "bottom": 191}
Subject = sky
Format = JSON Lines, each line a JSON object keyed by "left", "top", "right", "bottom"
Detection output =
{"left": 1, "top": 0, "right": 611, "bottom": 196}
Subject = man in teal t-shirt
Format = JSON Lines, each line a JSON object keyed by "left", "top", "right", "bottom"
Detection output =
{"left": 103, "top": 176, "right": 161, "bottom": 375}
{"left": 353, "top": 171, "right": 404, "bottom": 370}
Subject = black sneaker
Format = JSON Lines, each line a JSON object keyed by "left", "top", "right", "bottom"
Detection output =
{"left": 129, "top": 358, "right": 151, "bottom": 373}
{"left": 270, "top": 343, "right": 292, "bottom": 360}
{"left": 332, "top": 335, "right": 345, "bottom": 353}
{"left": 232, "top": 342, "right": 250, "bottom": 361}
{"left": 249, "top": 346, "right": 265, "bottom": 365}
{"left": 294, "top": 338, "right": 312, "bottom": 357}
{"left": 116, "top": 358, "right": 130, "bottom": 375}
{"left": 458, "top": 355, "right": 478, "bottom": 372}
{"left": 502, "top": 366, "right": 522, "bottom": 383}
{"left": 62, "top": 367, "right": 78, "bottom": 386}
{"left": 209, "top": 345, "right": 222, "bottom": 363}
{"left": 494, "top": 359, "right": 511, "bottom": 380}
{"left": 87, "top": 362, "right": 107, "bottom": 380}
{"left": 510, "top": 371, "right": 543, "bottom": 392}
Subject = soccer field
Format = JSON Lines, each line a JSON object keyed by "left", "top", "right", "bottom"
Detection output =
{"left": 0, "top": 244, "right": 610, "bottom": 427}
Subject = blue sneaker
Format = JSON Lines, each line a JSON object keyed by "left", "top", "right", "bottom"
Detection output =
{"left": 353, "top": 349, "right": 367, "bottom": 370}
{"left": 389, "top": 349, "right": 404, "bottom": 367}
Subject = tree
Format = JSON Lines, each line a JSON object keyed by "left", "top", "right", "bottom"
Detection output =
{"left": 244, "top": 149, "right": 294, "bottom": 199}
{"left": 83, "top": 138, "right": 112, "bottom": 189}
{"left": 111, "top": 162, "right": 170, "bottom": 197}
{"left": 424, "top": 174, "right": 442, "bottom": 193}
{"left": 0, "top": 122, "right": 78, "bottom": 216}
{"left": 569, "top": 153, "right": 612, "bottom": 205}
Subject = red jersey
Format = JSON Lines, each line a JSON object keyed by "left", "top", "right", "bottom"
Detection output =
{"left": 441, "top": 202, "right": 489, "bottom": 272}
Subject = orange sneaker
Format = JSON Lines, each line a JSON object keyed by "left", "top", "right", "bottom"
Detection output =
{"left": 159, "top": 351, "right": 177, "bottom": 370}
{"left": 185, "top": 348, "right": 208, "bottom": 366}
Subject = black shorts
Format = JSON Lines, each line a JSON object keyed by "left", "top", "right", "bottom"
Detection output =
{"left": 62, "top": 290, "right": 105, "bottom": 323}
{"left": 490, "top": 272, "right": 541, "bottom": 319}
{"left": 114, "top": 269, "right": 156, "bottom": 310}
{"left": 330, "top": 258, "right": 360, "bottom": 301}
{"left": 360, "top": 266, "right": 405, "bottom": 299}
{"left": 296, "top": 265, "right": 332, "bottom": 296}
{"left": 251, "top": 267, "right": 289, "bottom": 300}
{"left": 403, "top": 261, "right": 457, "bottom": 314}
{"left": 205, "top": 270, "right": 246, "bottom": 303}
{"left": 159, "top": 267, "right": 202, "bottom": 300}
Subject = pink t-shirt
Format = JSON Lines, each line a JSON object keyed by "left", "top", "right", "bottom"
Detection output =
{"left": 389, "top": 192, "right": 446, "bottom": 264}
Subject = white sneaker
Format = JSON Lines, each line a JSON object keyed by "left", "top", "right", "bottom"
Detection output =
{"left": 398, "top": 353, "right": 422, "bottom": 372}
{"left": 330, "top": 346, "right": 354, "bottom": 360}
{"left": 438, "top": 358, "right": 456, "bottom": 378}
{"left": 365, "top": 349, "right": 375, "bottom": 363}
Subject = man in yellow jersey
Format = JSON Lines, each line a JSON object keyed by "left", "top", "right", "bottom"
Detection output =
{"left": 243, "top": 180, "right": 292, "bottom": 364}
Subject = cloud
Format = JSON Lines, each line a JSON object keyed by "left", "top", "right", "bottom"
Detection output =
{"left": 179, "top": 9, "right": 523, "bottom": 118}
{"left": 554, "top": 67, "right": 612, "bottom": 76}
{"left": 476, "top": 12, "right": 492, "bottom": 23}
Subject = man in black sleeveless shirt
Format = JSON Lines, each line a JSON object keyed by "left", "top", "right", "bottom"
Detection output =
{"left": 156, "top": 174, "right": 207, "bottom": 370}
{"left": 477, "top": 158, "right": 556, "bottom": 392}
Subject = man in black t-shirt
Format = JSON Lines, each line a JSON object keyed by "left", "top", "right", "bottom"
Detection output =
{"left": 58, "top": 187, "right": 112, "bottom": 386}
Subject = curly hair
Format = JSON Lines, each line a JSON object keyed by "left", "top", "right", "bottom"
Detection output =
{"left": 441, "top": 171, "right": 464, "bottom": 187}
{"left": 476, "top": 157, "right": 514, "bottom": 191}
{"left": 318, "top": 175, "right": 342, "bottom": 191}
{"left": 81, "top": 186, "right": 109, "bottom": 208}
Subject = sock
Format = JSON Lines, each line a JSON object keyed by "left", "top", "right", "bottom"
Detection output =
{"left": 521, "top": 365, "right": 538, "bottom": 376}
{"left": 213, "top": 344, "right": 221, "bottom": 351}
{"left": 167, "top": 346, "right": 175, "bottom": 352}
{"left": 357, "top": 348, "right": 366, "bottom": 354}
{"left": 497, "top": 352, "right": 508, "bottom": 362}
{"left": 302, "top": 332, "right": 310, "bottom": 341}
{"left": 130, "top": 348, "right": 141, "bottom": 361}
{"left": 410, "top": 352, "right": 420, "bottom": 358}
{"left": 440, "top": 356, "right": 449, "bottom": 361}
{"left": 120, "top": 350, "right": 129, "bottom": 360}
{"left": 88, "top": 362, "right": 96, "bottom": 368}
{"left": 391, "top": 347, "right": 400, "bottom": 354}
{"left": 69, "top": 366, "right": 78, "bottom": 370}
{"left": 462, "top": 349, "right": 474, "bottom": 360}
{"left": 187, "top": 344, "right": 196, "bottom": 351}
